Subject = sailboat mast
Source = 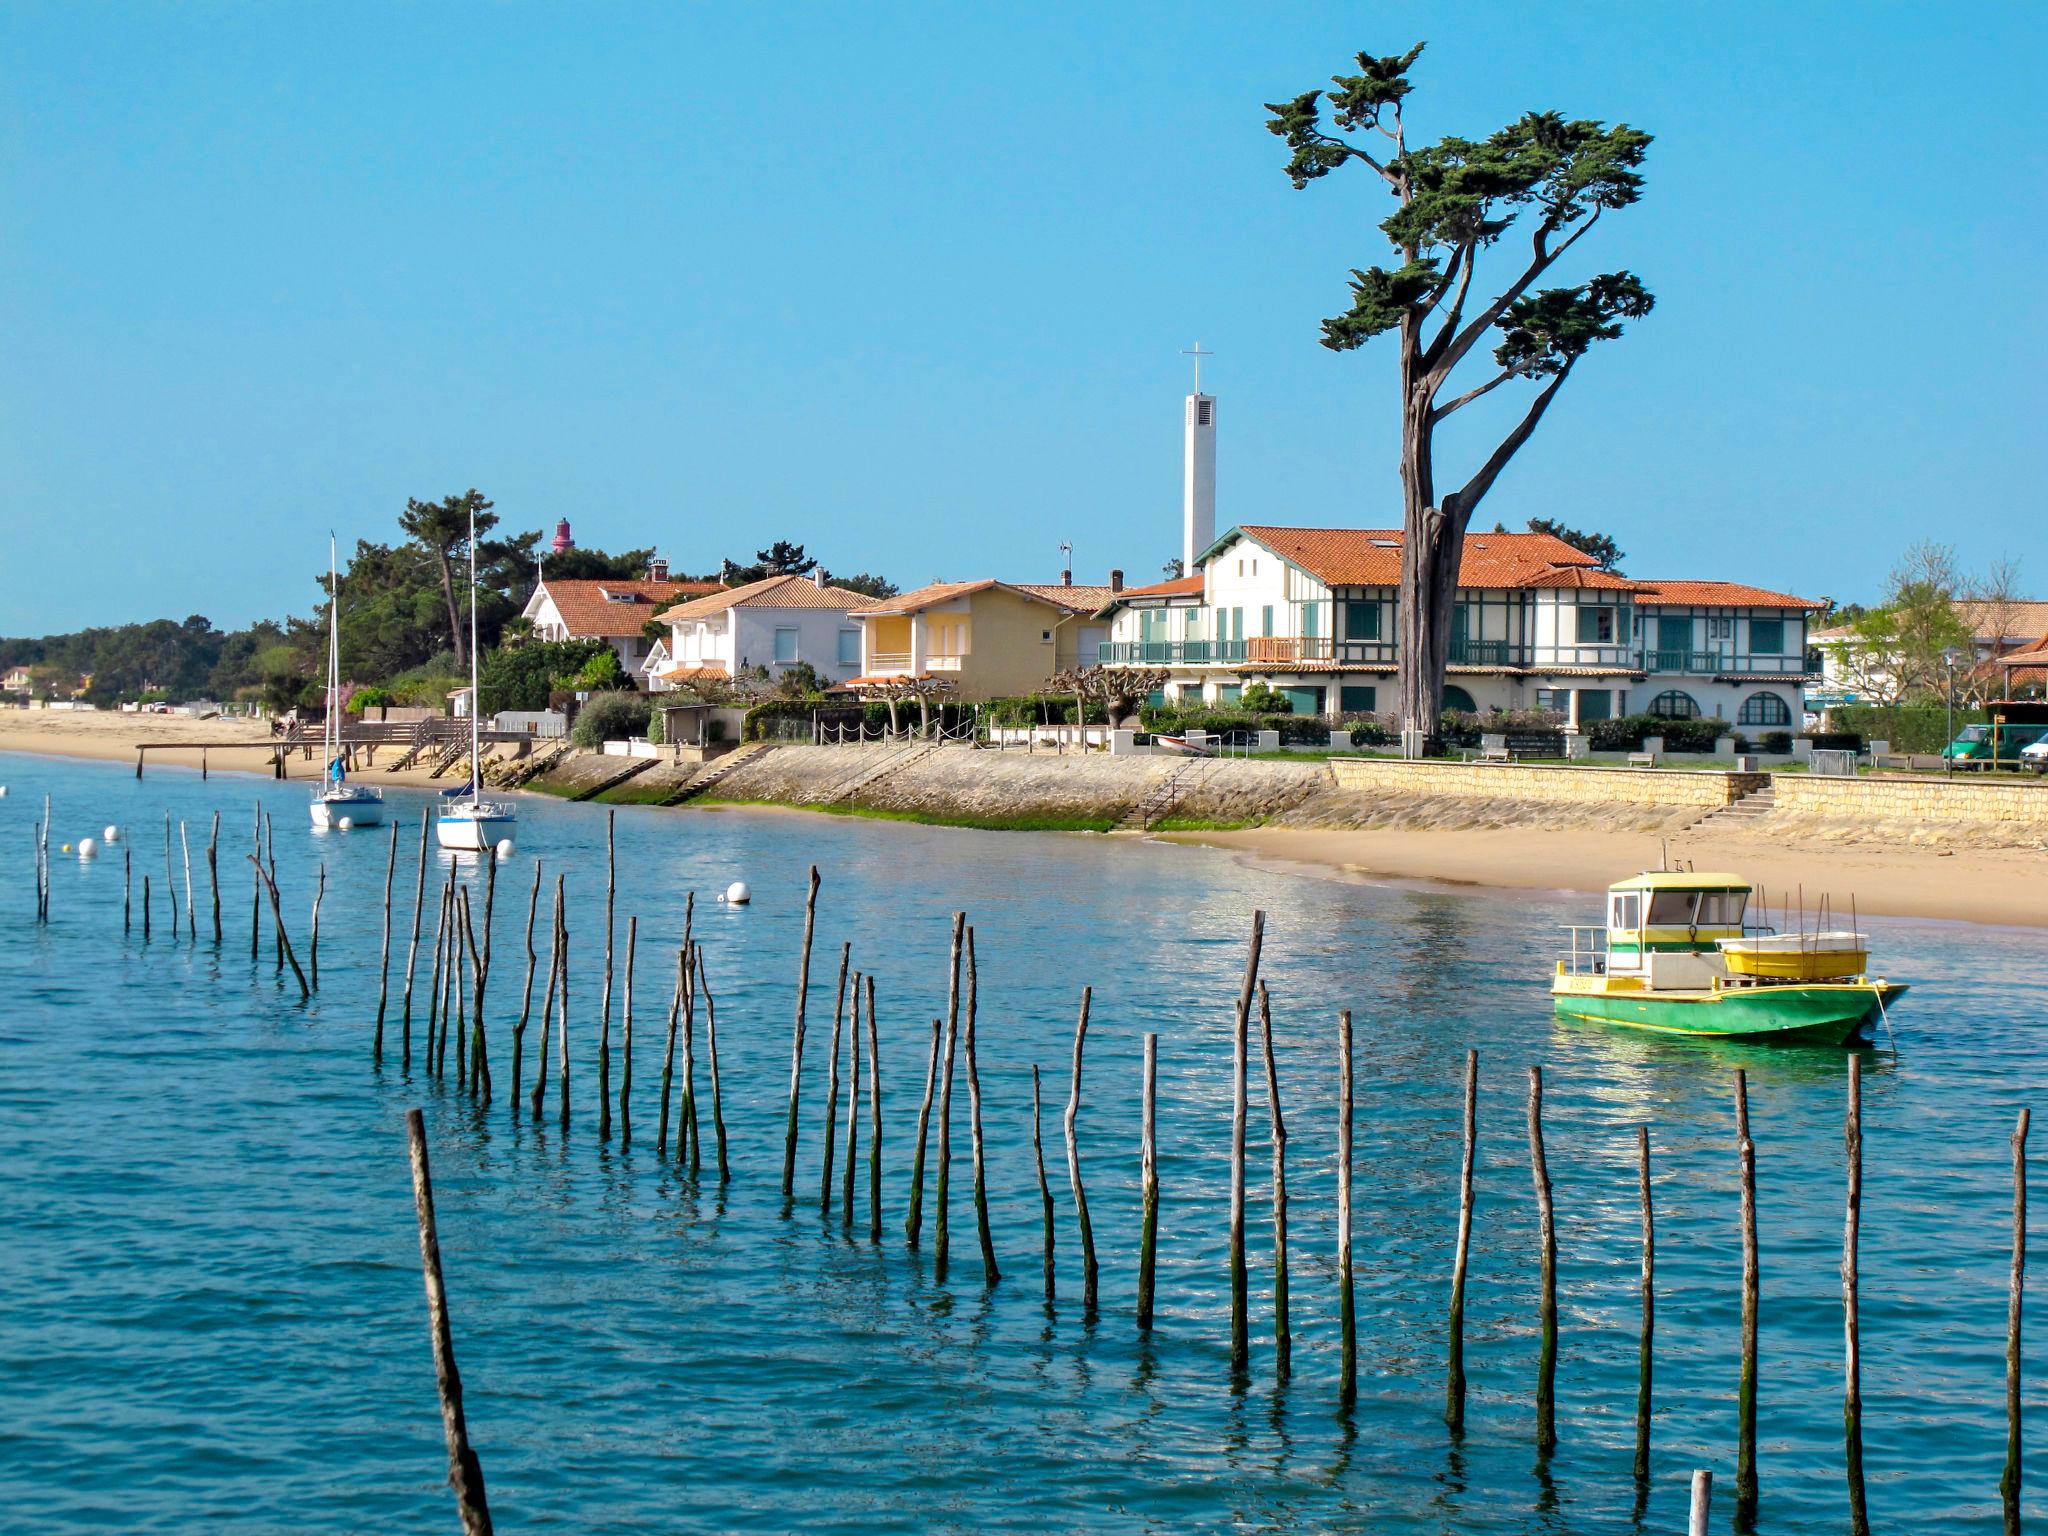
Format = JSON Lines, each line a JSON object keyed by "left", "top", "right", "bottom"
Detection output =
{"left": 327, "top": 534, "right": 340, "bottom": 771}
{"left": 468, "top": 504, "right": 481, "bottom": 799}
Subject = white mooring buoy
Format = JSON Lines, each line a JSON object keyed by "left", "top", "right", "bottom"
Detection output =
{"left": 336, "top": 816, "right": 353, "bottom": 831}
{"left": 723, "top": 880, "right": 751, "bottom": 906}
{"left": 495, "top": 840, "right": 514, "bottom": 860}
{"left": 103, "top": 824, "right": 119, "bottom": 842}
{"left": 78, "top": 837, "right": 98, "bottom": 860}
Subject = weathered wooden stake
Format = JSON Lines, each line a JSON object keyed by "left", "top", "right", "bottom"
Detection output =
{"left": 1229, "top": 910, "right": 1264, "bottom": 1376}
{"left": 510, "top": 861, "right": 541, "bottom": 1102}
{"left": 1137, "top": 1033, "right": 1158, "bottom": 1330}
{"left": 250, "top": 802, "right": 262, "bottom": 962}
{"left": 1447, "top": 1047, "right": 1477, "bottom": 1430}
{"left": 865, "top": 974, "right": 881, "bottom": 1241}
{"left": 680, "top": 938, "right": 701, "bottom": 1175}
{"left": 657, "top": 894, "right": 692, "bottom": 1157}
{"left": 143, "top": 873, "right": 152, "bottom": 941}
{"left": 597, "top": 811, "right": 615, "bottom": 1139}
{"left": 180, "top": 821, "right": 195, "bottom": 940}
{"left": 907, "top": 1017, "right": 941, "bottom": 1246}
{"left": 310, "top": 862, "right": 326, "bottom": 988}
{"left": 822, "top": 941, "right": 850, "bottom": 1208}
{"left": 1337, "top": 1009, "right": 1356, "bottom": 1407}
{"left": 1844, "top": 1057, "right": 1868, "bottom": 1536}
{"left": 164, "top": 810, "right": 178, "bottom": 935}
{"left": 404, "top": 1108, "right": 495, "bottom": 1536}
{"left": 427, "top": 880, "right": 451, "bottom": 1069}
{"left": 530, "top": 879, "right": 562, "bottom": 1120}
{"left": 1033, "top": 1063, "right": 1055, "bottom": 1301}
{"left": 1635, "top": 1124, "right": 1655, "bottom": 1485}
{"left": 555, "top": 894, "right": 571, "bottom": 1129}
{"left": 1064, "top": 987, "right": 1097, "bottom": 1314}
{"left": 782, "top": 864, "right": 821, "bottom": 1200}
{"left": 2004, "top": 1104, "right": 2028, "bottom": 1536}
{"left": 1258, "top": 980, "right": 1290, "bottom": 1377}
{"left": 842, "top": 970, "right": 862, "bottom": 1225}
{"left": 613, "top": 915, "right": 635, "bottom": 1142}
{"left": 1531, "top": 1062, "right": 1557, "bottom": 1455}
{"left": 964, "top": 929, "right": 998, "bottom": 1278}
{"left": 464, "top": 888, "right": 490, "bottom": 1101}
{"left": 123, "top": 843, "right": 132, "bottom": 934}
{"left": 207, "top": 810, "right": 221, "bottom": 944}
{"left": 1736, "top": 1068, "right": 1759, "bottom": 1524}
{"left": 696, "top": 944, "right": 728, "bottom": 1180}
{"left": 1689, "top": 1469, "right": 1713, "bottom": 1536}
{"left": 446, "top": 891, "right": 465, "bottom": 1082}
{"left": 375, "top": 821, "right": 399, "bottom": 1060}
{"left": 247, "top": 853, "right": 309, "bottom": 998}
{"left": 936, "top": 912, "right": 965, "bottom": 1278}
{"left": 401, "top": 810, "right": 430, "bottom": 1053}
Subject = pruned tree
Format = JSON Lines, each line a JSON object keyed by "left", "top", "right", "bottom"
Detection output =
{"left": 1266, "top": 44, "right": 1653, "bottom": 744}
{"left": 1053, "top": 665, "right": 1172, "bottom": 730}
{"left": 854, "top": 675, "right": 955, "bottom": 736}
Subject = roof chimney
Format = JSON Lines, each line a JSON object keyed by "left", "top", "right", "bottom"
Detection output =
{"left": 648, "top": 556, "right": 669, "bottom": 582}
{"left": 812, "top": 569, "right": 827, "bottom": 588}
{"left": 1110, "top": 568, "right": 1124, "bottom": 593}
{"left": 1061, "top": 569, "right": 1072, "bottom": 587}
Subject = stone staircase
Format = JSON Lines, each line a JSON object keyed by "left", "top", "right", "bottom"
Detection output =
{"left": 1688, "top": 780, "right": 1777, "bottom": 833}
{"left": 497, "top": 738, "right": 575, "bottom": 788}
{"left": 818, "top": 741, "right": 939, "bottom": 805}
{"left": 1117, "top": 758, "right": 1216, "bottom": 832}
{"left": 570, "top": 755, "right": 660, "bottom": 802}
{"left": 662, "top": 742, "right": 777, "bottom": 806}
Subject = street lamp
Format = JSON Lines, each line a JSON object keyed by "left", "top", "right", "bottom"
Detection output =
{"left": 1942, "top": 646, "right": 1969, "bottom": 775}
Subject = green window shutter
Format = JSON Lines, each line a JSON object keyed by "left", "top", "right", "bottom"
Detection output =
{"left": 1339, "top": 684, "right": 1377, "bottom": 713}
{"left": 1750, "top": 618, "right": 1785, "bottom": 654}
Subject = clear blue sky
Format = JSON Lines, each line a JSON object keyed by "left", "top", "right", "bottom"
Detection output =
{"left": 3, "top": 2, "right": 2042, "bottom": 634}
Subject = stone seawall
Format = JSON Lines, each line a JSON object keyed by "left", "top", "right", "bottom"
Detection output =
{"left": 1773, "top": 773, "right": 2048, "bottom": 845}
{"left": 1325, "top": 757, "right": 1765, "bottom": 811}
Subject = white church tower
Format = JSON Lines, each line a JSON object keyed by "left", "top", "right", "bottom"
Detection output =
{"left": 1182, "top": 343, "right": 1216, "bottom": 572}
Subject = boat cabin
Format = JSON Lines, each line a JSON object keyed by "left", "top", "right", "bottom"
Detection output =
{"left": 1565, "top": 872, "right": 1752, "bottom": 991}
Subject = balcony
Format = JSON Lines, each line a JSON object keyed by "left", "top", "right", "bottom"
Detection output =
{"left": 1097, "top": 640, "right": 1248, "bottom": 665}
{"left": 1641, "top": 650, "right": 1822, "bottom": 677}
{"left": 1447, "top": 638, "right": 1528, "bottom": 667}
{"left": 867, "top": 651, "right": 914, "bottom": 675}
{"left": 1246, "top": 636, "right": 1333, "bottom": 664}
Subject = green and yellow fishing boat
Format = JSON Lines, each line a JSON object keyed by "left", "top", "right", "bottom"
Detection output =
{"left": 1552, "top": 871, "right": 1906, "bottom": 1045}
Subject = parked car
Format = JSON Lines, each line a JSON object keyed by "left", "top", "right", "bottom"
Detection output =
{"left": 2022, "top": 736, "right": 2048, "bottom": 774}
{"left": 1944, "top": 722, "right": 2048, "bottom": 766}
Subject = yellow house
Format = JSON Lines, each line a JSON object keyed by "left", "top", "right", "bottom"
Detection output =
{"left": 851, "top": 578, "right": 1118, "bottom": 700}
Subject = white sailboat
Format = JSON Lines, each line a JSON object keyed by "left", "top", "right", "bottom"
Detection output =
{"left": 311, "top": 534, "right": 385, "bottom": 828}
{"left": 435, "top": 503, "right": 515, "bottom": 853}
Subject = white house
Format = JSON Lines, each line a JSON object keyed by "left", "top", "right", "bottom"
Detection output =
{"left": 520, "top": 561, "right": 719, "bottom": 685}
{"left": 1812, "top": 598, "right": 2048, "bottom": 706}
{"left": 1098, "top": 525, "right": 1823, "bottom": 730}
{"left": 650, "top": 572, "right": 879, "bottom": 690}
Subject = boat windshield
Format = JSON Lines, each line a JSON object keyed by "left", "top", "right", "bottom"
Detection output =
{"left": 1646, "top": 889, "right": 1747, "bottom": 926}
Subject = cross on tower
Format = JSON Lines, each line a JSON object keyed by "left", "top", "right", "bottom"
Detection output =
{"left": 1181, "top": 341, "right": 1214, "bottom": 395}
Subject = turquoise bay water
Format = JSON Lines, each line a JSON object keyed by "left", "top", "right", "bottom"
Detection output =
{"left": 2, "top": 750, "right": 2046, "bottom": 1534}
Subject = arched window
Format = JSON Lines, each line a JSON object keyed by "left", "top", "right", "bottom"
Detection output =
{"left": 1648, "top": 690, "right": 1701, "bottom": 719}
{"left": 1442, "top": 685, "right": 1478, "bottom": 713}
{"left": 1737, "top": 692, "right": 1791, "bottom": 726}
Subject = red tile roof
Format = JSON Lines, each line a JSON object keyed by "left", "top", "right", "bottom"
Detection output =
{"left": 1109, "top": 575, "right": 1206, "bottom": 600}
{"left": 864, "top": 579, "right": 1114, "bottom": 617}
{"left": 1632, "top": 579, "right": 1825, "bottom": 610}
{"left": 539, "top": 579, "right": 719, "bottom": 638}
{"left": 1229, "top": 526, "right": 1599, "bottom": 587}
{"left": 655, "top": 664, "right": 730, "bottom": 682}
{"left": 655, "top": 573, "right": 879, "bottom": 622}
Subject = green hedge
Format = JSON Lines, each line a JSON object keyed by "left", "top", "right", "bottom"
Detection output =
{"left": 1585, "top": 714, "right": 1731, "bottom": 753}
{"left": 985, "top": 694, "right": 1110, "bottom": 726}
{"left": 1830, "top": 704, "right": 1984, "bottom": 754}
{"left": 1138, "top": 706, "right": 1328, "bottom": 744}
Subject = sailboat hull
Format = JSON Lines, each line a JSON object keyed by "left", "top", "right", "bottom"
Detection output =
{"left": 435, "top": 806, "right": 515, "bottom": 852}
{"left": 310, "top": 791, "right": 385, "bottom": 828}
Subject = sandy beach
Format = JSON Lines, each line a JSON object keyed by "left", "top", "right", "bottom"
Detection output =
{"left": 0, "top": 708, "right": 460, "bottom": 790}
{"left": 1172, "top": 824, "right": 2048, "bottom": 930}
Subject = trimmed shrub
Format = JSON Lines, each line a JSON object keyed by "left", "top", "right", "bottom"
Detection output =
{"left": 570, "top": 691, "right": 652, "bottom": 748}
{"left": 1586, "top": 713, "right": 1729, "bottom": 753}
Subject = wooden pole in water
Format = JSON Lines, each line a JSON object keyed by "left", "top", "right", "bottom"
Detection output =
{"left": 1635, "top": 1124, "right": 1655, "bottom": 1485}
{"left": 680, "top": 936, "right": 701, "bottom": 1174}
{"left": 251, "top": 803, "right": 262, "bottom": 962}
{"left": 865, "top": 974, "right": 881, "bottom": 1241}
{"left": 555, "top": 893, "right": 571, "bottom": 1130}
{"left": 180, "top": 821, "right": 195, "bottom": 941}
{"left": 618, "top": 916, "right": 636, "bottom": 1144}
{"left": 843, "top": 970, "right": 862, "bottom": 1225}
{"left": 1844, "top": 1057, "right": 1869, "bottom": 1536}
{"left": 207, "top": 811, "right": 220, "bottom": 944}
{"left": 465, "top": 888, "right": 491, "bottom": 1101}
{"left": 782, "top": 864, "right": 821, "bottom": 1200}
{"left": 907, "top": 1017, "right": 941, "bottom": 1246}
{"left": 310, "top": 862, "right": 326, "bottom": 988}
{"left": 530, "top": 879, "right": 561, "bottom": 1120}
{"left": 657, "top": 893, "right": 692, "bottom": 1158}
{"left": 1736, "top": 1068, "right": 1759, "bottom": 1524}
{"left": 1229, "top": 910, "right": 1265, "bottom": 1376}
{"left": 142, "top": 873, "right": 151, "bottom": 941}
{"left": 697, "top": 944, "right": 728, "bottom": 1180}
{"left": 965, "top": 928, "right": 998, "bottom": 1278}
{"left": 247, "top": 854, "right": 309, "bottom": 998}
{"left": 1032, "top": 1063, "right": 1055, "bottom": 1301}
{"left": 1257, "top": 980, "right": 1290, "bottom": 1378}
{"left": 1137, "top": 1033, "right": 1158, "bottom": 1330}
{"left": 1689, "top": 1469, "right": 1713, "bottom": 1536}
{"left": 1447, "top": 1047, "right": 1477, "bottom": 1431}
{"left": 375, "top": 821, "right": 398, "bottom": 1061}
{"left": 2004, "top": 1105, "right": 2028, "bottom": 1536}
{"left": 164, "top": 810, "right": 178, "bottom": 936}
{"left": 266, "top": 812, "right": 282, "bottom": 967}
{"left": 401, "top": 810, "right": 430, "bottom": 1056}
{"left": 1530, "top": 1063, "right": 1557, "bottom": 1455}
{"left": 446, "top": 891, "right": 465, "bottom": 1083}
{"left": 403, "top": 1108, "right": 495, "bottom": 1536}
{"left": 1338, "top": 1009, "right": 1356, "bottom": 1407}
{"left": 124, "top": 842, "right": 133, "bottom": 934}
{"left": 510, "top": 861, "right": 540, "bottom": 1103}
{"left": 427, "top": 880, "right": 451, "bottom": 1069}
{"left": 822, "top": 942, "right": 850, "bottom": 1209}
{"left": 936, "top": 912, "right": 965, "bottom": 1278}
{"left": 1064, "top": 986, "right": 1097, "bottom": 1314}
{"left": 598, "top": 812, "right": 614, "bottom": 1140}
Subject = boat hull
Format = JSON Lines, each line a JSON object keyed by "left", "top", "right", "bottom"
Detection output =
{"left": 1552, "top": 979, "right": 1908, "bottom": 1046}
{"left": 435, "top": 812, "right": 515, "bottom": 852}
{"left": 310, "top": 793, "right": 385, "bottom": 828}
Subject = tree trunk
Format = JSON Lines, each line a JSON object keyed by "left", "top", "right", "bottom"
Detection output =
{"left": 435, "top": 547, "right": 466, "bottom": 670}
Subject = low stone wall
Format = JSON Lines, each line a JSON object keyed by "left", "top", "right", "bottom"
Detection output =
{"left": 1327, "top": 757, "right": 1765, "bottom": 811}
{"left": 1775, "top": 774, "right": 2048, "bottom": 831}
